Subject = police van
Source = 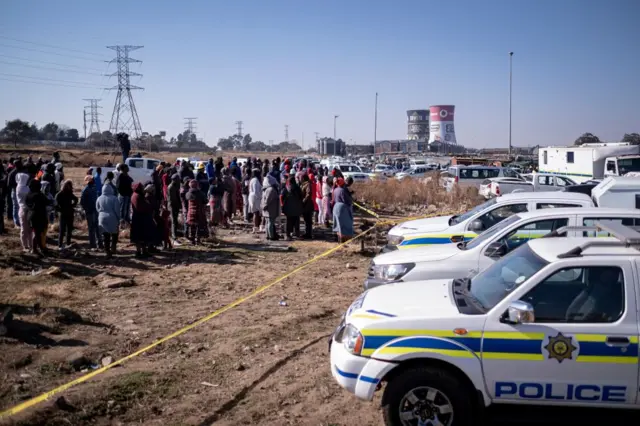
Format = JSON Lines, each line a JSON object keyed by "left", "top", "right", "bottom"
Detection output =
{"left": 330, "top": 221, "right": 640, "bottom": 426}
{"left": 385, "top": 192, "right": 593, "bottom": 251}
{"left": 366, "top": 208, "right": 640, "bottom": 290}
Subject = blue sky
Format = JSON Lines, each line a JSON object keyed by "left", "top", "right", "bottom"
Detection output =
{"left": 1, "top": 0, "right": 639, "bottom": 149}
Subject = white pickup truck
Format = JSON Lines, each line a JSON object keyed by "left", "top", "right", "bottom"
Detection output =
{"left": 478, "top": 173, "right": 577, "bottom": 199}
{"left": 331, "top": 221, "right": 640, "bottom": 426}
{"left": 366, "top": 207, "right": 640, "bottom": 290}
{"left": 115, "top": 157, "right": 162, "bottom": 184}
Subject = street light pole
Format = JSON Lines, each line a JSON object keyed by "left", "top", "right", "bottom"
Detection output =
{"left": 334, "top": 114, "right": 339, "bottom": 155}
{"left": 508, "top": 51, "right": 514, "bottom": 158}
{"left": 374, "top": 92, "right": 378, "bottom": 148}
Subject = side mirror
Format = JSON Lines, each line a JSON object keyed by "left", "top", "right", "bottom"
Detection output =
{"left": 504, "top": 300, "right": 535, "bottom": 324}
{"left": 485, "top": 241, "right": 506, "bottom": 258}
{"left": 469, "top": 219, "right": 485, "bottom": 232}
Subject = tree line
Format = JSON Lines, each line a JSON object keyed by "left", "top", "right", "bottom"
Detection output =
{"left": 1, "top": 118, "right": 85, "bottom": 147}
{"left": 574, "top": 132, "right": 640, "bottom": 145}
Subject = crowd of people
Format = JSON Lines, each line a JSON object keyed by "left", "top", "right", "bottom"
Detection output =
{"left": 0, "top": 153, "right": 356, "bottom": 258}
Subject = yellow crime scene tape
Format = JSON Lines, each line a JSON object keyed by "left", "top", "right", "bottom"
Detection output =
{"left": 352, "top": 201, "right": 380, "bottom": 219}
{"left": 0, "top": 207, "right": 453, "bottom": 419}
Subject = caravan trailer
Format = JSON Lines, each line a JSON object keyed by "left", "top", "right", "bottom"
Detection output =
{"left": 539, "top": 142, "right": 640, "bottom": 182}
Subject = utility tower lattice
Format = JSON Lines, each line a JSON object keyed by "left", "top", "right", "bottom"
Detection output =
{"left": 83, "top": 98, "right": 102, "bottom": 136}
{"left": 284, "top": 125, "right": 289, "bottom": 143}
{"left": 106, "top": 45, "right": 143, "bottom": 139}
{"left": 235, "top": 121, "right": 243, "bottom": 137}
{"left": 184, "top": 117, "right": 198, "bottom": 136}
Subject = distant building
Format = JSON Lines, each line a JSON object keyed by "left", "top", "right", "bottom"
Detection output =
{"left": 317, "top": 138, "right": 346, "bottom": 156}
{"left": 407, "top": 110, "right": 430, "bottom": 140}
{"left": 345, "top": 144, "right": 374, "bottom": 156}
{"left": 375, "top": 139, "right": 465, "bottom": 155}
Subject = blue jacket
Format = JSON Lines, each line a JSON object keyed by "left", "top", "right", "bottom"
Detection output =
{"left": 93, "top": 172, "right": 103, "bottom": 196}
{"left": 80, "top": 184, "right": 98, "bottom": 213}
{"left": 206, "top": 162, "right": 215, "bottom": 180}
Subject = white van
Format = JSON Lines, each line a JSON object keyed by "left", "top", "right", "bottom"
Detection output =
{"left": 442, "top": 165, "right": 519, "bottom": 190}
{"left": 367, "top": 207, "right": 640, "bottom": 289}
{"left": 385, "top": 192, "right": 593, "bottom": 250}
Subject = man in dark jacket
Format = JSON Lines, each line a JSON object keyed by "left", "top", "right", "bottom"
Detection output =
{"left": 118, "top": 133, "right": 131, "bottom": 163}
{"left": 115, "top": 164, "right": 134, "bottom": 224}
{"left": 0, "top": 163, "right": 6, "bottom": 234}
{"left": 55, "top": 179, "right": 78, "bottom": 249}
{"left": 167, "top": 174, "right": 182, "bottom": 242}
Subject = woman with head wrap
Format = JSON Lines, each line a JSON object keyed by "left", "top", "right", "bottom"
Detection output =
{"left": 280, "top": 175, "right": 303, "bottom": 241}
{"left": 185, "top": 179, "right": 209, "bottom": 244}
{"left": 261, "top": 174, "right": 280, "bottom": 240}
{"left": 248, "top": 169, "right": 263, "bottom": 233}
{"left": 130, "top": 183, "right": 154, "bottom": 258}
{"left": 332, "top": 177, "right": 354, "bottom": 242}
{"left": 80, "top": 175, "right": 103, "bottom": 250}
{"left": 221, "top": 167, "right": 236, "bottom": 226}
{"left": 207, "top": 175, "right": 225, "bottom": 228}
{"left": 25, "top": 179, "right": 51, "bottom": 255}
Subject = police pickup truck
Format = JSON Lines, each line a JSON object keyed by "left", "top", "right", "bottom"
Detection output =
{"left": 365, "top": 207, "right": 640, "bottom": 290}
{"left": 385, "top": 192, "right": 593, "bottom": 251}
{"left": 330, "top": 221, "right": 640, "bottom": 426}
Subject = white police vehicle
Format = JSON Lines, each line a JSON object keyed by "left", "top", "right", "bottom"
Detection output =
{"left": 385, "top": 192, "right": 593, "bottom": 251}
{"left": 331, "top": 221, "right": 640, "bottom": 426}
{"left": 366, "top": 208, "right": 640, "bottom": 290}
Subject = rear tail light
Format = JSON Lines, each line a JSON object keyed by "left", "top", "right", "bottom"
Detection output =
{"left": 454, "top": 176, "right": 459, "bottom": 183}
{"left": 495, "top": 183, "right": 501, "bottom": 196}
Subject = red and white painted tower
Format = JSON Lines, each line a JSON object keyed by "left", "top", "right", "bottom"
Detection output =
{"left": 428, "top": 105, "right": 457, "bottom": 145}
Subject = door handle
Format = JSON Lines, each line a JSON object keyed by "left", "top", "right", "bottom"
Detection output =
{"left": 606, "top": 336, "right": 630, "bottom": 347}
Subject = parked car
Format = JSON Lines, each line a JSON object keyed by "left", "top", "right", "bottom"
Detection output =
{"left": 366, "top": 207, "right": 640, "bottom": 290}
{"left": 479, "top": 173, "right": 577, "bottom": 199}
{"left": 113, "top": 157, "right": 162, "bottom": 184}
{"left": 385, "top": 192, "right": 594, "bottom": 251}
{"left": 373, "top": 164, "right": 396, "bottom": 177}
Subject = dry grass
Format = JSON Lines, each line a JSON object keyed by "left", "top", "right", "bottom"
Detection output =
{"left": 354, "top": 173, "right": 483, "bottom": 213}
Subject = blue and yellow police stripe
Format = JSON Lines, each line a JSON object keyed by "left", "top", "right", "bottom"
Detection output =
{"left": 397, "top": 234, "right": 477, "bottom": 248}
{"left": 360, "top": 329, "right": 639, "bottom": 363}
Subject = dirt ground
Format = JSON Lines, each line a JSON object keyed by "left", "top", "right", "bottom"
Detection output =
{"left": 1, "top": 167, "right": 638, "bottom": 426}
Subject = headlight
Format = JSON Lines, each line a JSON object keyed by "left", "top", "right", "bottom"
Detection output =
{"left": 343, "top": 324, "right": 364, "bottom": 355}
{"left": 373, "top": 263, "right": 415, "bottom": 282}
{"left": 387, "top": 234, "right": 405, "bottom": 245}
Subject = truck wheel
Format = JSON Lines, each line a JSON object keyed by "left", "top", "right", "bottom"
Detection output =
{"left": 381, "top": 366, "right": 473, "bottom": 426}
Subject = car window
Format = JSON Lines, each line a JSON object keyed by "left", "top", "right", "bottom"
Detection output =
{"left": 520, "top": 266, "right": 624, "bottom": 323}
{"left": 466, "top": 215, "right": 522, "bottom": 251}
{"left": 475, "top": 203, "right": 528, "bottom": 230}
{"left": 537, "top": 175, "right": 553, "bottom": 186}
{"left": 536, "top": 203, "right": 582, "bottom": 209}
{"left": 147, "top": 160, "right": 159, "bottom": 170}
{"left": 556, "top": 176, "right": 574, "bottom": 186}
{"left": 582, "top": 217, "right": 639, "bottom": 237}
{"left": 128, "top": 159, "right": 143, "bottom": 169}
{"left": 495, "top": 218, "right": 569, "bottom": 254}
{"left": 502, "top": 168, "right": 519, "bottom": 178}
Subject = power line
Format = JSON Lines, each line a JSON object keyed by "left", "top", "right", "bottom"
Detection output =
{"left": 0, "top": 77, "right": 104, "bottom": 89}
{"left": 0, "top": 60, "right": 104, "bottom": 76}
{"left": 0, "top": 54, "right": 105, "bottom": 72}
{"left": 0, "top": 34, "right": 107, "bottom": 57}
{"left": 0, "top": 43, "right": 106, "bottom": 62}
{"left": 0, "top": 72, "right": 103, "bottom": 87}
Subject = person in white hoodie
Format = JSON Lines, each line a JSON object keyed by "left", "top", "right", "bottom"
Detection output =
{"left": 15, "top": 172, "right": 32, "bottom": 251}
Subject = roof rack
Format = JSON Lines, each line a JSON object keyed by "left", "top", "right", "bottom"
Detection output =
{"left": 555, "top": 221, "right": 640, "bottom": 258}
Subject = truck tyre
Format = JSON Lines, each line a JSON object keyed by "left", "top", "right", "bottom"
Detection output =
{"left": 381, "top": 366, "right": 473, "bottom": 426}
